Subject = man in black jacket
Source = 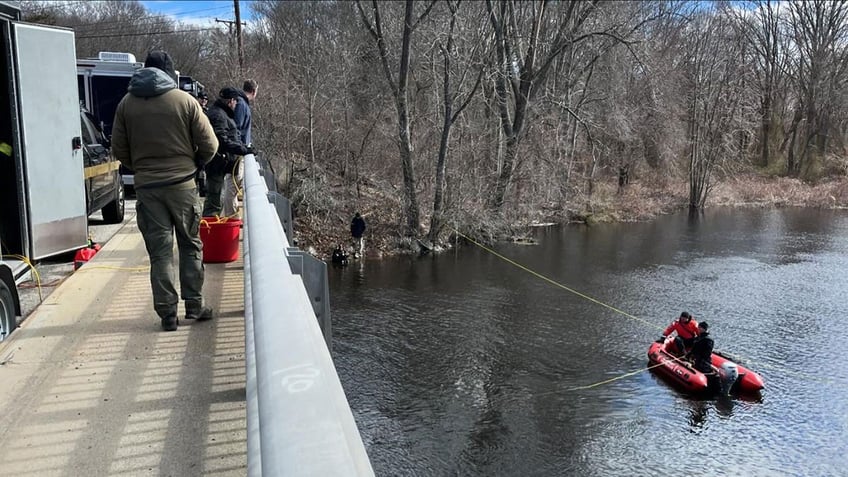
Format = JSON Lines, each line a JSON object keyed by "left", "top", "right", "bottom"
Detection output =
{"left": 350, "top": 212, "right": 366, "bottom": 258}
{"left": 203, "top": 87, "right": 252, "bottom": 217}
{"left": 688, "top": 321, "right": 714, "bottom": 374}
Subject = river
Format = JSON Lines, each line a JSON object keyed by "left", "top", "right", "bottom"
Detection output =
{"left": 329, "top": 207, "right": 848, "bottom": 476}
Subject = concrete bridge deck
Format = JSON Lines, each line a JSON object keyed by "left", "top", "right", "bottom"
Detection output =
{"left": 0, "top": 215, "right": 247, "bottom": 476}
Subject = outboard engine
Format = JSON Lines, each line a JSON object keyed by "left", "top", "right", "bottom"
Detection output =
{"left": 718, "top": 362, "right": 739, "bottom": 396}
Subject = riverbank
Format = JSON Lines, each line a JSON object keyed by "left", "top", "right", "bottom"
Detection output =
{"left": 293, "top": 174, "right": 848, "bottom": 260}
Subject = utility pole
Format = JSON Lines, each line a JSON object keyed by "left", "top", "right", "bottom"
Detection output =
{"left": 234, "top": 0, "right": 244, "bottom": 74}
{"left": 215, "top": 17, "right": 235, "bottom": 53}
{"left": 216, "top": 14, "right": 246, "bottom": 73}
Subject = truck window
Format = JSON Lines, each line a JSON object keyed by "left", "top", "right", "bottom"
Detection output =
{"left": 91, "top": 76, "right": 131, "bottom": 138}
{"left": 77, "top": 75, "right": 85, "bottom": 109}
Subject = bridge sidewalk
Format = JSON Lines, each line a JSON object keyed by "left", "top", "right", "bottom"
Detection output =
{"left": 0, "top": 215, "right": 247, "bottom": 476}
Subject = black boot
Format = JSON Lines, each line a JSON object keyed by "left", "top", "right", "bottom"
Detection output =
{"left": 185, "top": 305, "right": 214, "bottom": 321}
{"left": 161, "top": 315, "right": 178, "bottom": 331}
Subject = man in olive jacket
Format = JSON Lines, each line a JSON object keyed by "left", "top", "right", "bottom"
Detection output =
{"left": 112, "top": 51, "right": 219, "bottom": 331}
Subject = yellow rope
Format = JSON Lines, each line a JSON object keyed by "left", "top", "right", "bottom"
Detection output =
{"left": 452, "top": 229, "right": 663, "bottom": 331}
{"left": 200, "top": 214, "right": 240, "bottom": 227}
{"left": 232, "top": 155, "right": 243, "bottom": 197}
{"left": 2, "top": 254, "right": 42, "bottom": 301}
{"left": 566, "top": 361, "right": 668, "bottom": 392}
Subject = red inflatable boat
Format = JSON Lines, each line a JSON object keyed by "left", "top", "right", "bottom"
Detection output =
{"left": 647, "top": 337, "right": 764, "bottom": 394}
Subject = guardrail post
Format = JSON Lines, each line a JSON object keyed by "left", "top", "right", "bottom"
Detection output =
{"left": 286, "top": 248, "right": 331, "bottom": 351}
{"left": 256, "top": 156, "right": 277, "bottom": 192}
{"left": 267, "top": 191, "right": 293, "bottom": 243}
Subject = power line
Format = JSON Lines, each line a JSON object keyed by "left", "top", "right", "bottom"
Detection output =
{"left": 70, "top": 5, "right": 232, "bottom": 32}
{"left": 73, "top": 16, "right": 221, "bottom": 36}
{"left": 76, "top": 27, "right": 221, "bottom": 40}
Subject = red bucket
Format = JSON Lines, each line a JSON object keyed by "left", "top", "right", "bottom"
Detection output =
{"left": 200, "top": 217, "right": 242, "bottom": 263}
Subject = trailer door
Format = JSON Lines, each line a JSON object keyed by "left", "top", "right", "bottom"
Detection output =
{"left": 13, "top": 24, "right": 86, "bottom": 259}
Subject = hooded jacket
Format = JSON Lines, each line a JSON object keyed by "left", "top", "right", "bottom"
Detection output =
{"left": 111, "top": 67, "right": 218, "bottom": 189}
{"left": 233, "top": 91, "right": 252, "bottom": 145}
{"left": 206, "top": 98, "right": 250, "bottom": 175}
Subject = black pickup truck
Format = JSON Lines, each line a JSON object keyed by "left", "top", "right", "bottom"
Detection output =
{"left": 81, "top": 109, "right": 124, "bottom": 223}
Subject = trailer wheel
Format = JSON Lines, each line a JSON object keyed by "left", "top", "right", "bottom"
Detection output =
{"left": 0, "top": 281, "right": 17, "bottom": 342}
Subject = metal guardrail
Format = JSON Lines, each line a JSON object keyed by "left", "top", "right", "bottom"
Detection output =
{"left": 242, "top": 154, "right": 374, "bottom": 476}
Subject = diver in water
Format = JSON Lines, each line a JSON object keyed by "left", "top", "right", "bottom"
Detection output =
{"left": 331, "top": 244, "right": 349, "bottom": 266}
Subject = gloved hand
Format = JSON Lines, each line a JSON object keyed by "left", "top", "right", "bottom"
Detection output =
{"left": 655, "top": 336, "right": 666, "bottom": 343}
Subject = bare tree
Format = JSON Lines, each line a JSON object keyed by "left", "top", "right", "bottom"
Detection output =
{"left": 732, "top": 0, "right": 790, "bottom": 169}
{"left": 785, "top": 0, "right": 848, "bottom": 178}
{"left": 684, "top": 9, "right": 747, "bottom": 209}
{"left": 427, "top": 1, "right": 487, "bottom": 243}
{"left": 485, "top": 0, "right": 659, "bottom": 210}
{"left": 356, "top": 0, "right": 437, "bottom": 236}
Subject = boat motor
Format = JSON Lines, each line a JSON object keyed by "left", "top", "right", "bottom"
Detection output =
{"left": 718, "top": 362, "right": 739, "bottom": 396}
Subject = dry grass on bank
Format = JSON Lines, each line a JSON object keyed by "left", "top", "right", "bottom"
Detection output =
{"left": 710, "top": 174, "right": 848, "bottom": 209}
{"left": 579, "top": 173, "right": 848, "bottom": 225}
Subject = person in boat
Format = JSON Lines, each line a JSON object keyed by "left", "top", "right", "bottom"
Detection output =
{"left": 656, "top": 311, "right": 700, "bottom": 355}
{"left": 687, "top": 321, "right": 714, "bottom": 374}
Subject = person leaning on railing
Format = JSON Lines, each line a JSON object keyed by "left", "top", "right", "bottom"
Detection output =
{"left": 203, "top": 87, "right": 253, "bottom": 218}
{"left": 222, "top": 79, "right": 258, "bottom": 218}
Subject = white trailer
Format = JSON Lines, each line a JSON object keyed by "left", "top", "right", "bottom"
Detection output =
{"left": 0, "top": 2, "right": 88, "bottom": 340}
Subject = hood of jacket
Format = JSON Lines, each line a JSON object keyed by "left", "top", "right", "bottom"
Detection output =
{"left": 128, "top": 67, "right": 177, "bottom": 98}
{"left": 211, "top": 99, "right": 236, "bottom": 118}
{"left": 237, "top": 90, "right": 250, "bottom": 105}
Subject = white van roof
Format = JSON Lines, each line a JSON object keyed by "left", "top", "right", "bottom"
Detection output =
{"left": 77, "top": 51, "right": 143, "bottom": 75}
{"left": 97, "top": 51, "right": 137, "bottom": 63}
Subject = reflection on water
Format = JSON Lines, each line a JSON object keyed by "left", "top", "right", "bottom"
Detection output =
{"left": 688, "top": 399, "right": 710, "bottom": 431}
{"left": 330, "top": 208, "right": 848, "bottom": 476}
{"left": 686, "top": 396, "right": 737, "bottom": 434}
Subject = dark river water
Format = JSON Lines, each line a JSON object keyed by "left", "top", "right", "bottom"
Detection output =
{"left": 329, "top": 208, "right": 848, "bottom": 476}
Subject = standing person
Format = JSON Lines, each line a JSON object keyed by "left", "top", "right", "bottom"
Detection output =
{"left": 350, "top": 212, "right": 366, "bottom": 258}
{"left": 203, "top": 87, "right": 252, "bottom": 217}
{"left": 234, "top": 79, "right": 257, "bottom": 145}
{"left": 111, "top": 51, "right": 219, "bottom": 331}
{"left": 221, "top": 79, "right": 258, "bottom": 218}
{"left": 196, "top": 91, "right": 209, "bottom": 112}
{"left": 656, "top": 311, "right": 700, "bottom": 355}
{"left": 195, "top": 92, "right": 210, "bottom": 195}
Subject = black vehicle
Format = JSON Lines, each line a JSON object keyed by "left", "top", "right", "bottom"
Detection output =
{"left": 80, "top": 109, "right": 124, "bottom": 223}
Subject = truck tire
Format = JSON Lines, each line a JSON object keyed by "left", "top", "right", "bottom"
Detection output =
{"left": 102, "top": 180, "right": 125, "bottom": 224}
{"left": 0, "top": 281, "right": 17, "bottom": 342}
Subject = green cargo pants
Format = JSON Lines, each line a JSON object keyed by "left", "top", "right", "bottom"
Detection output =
{"left": 136, "top": 184, "right": 205, "bottom": 319}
